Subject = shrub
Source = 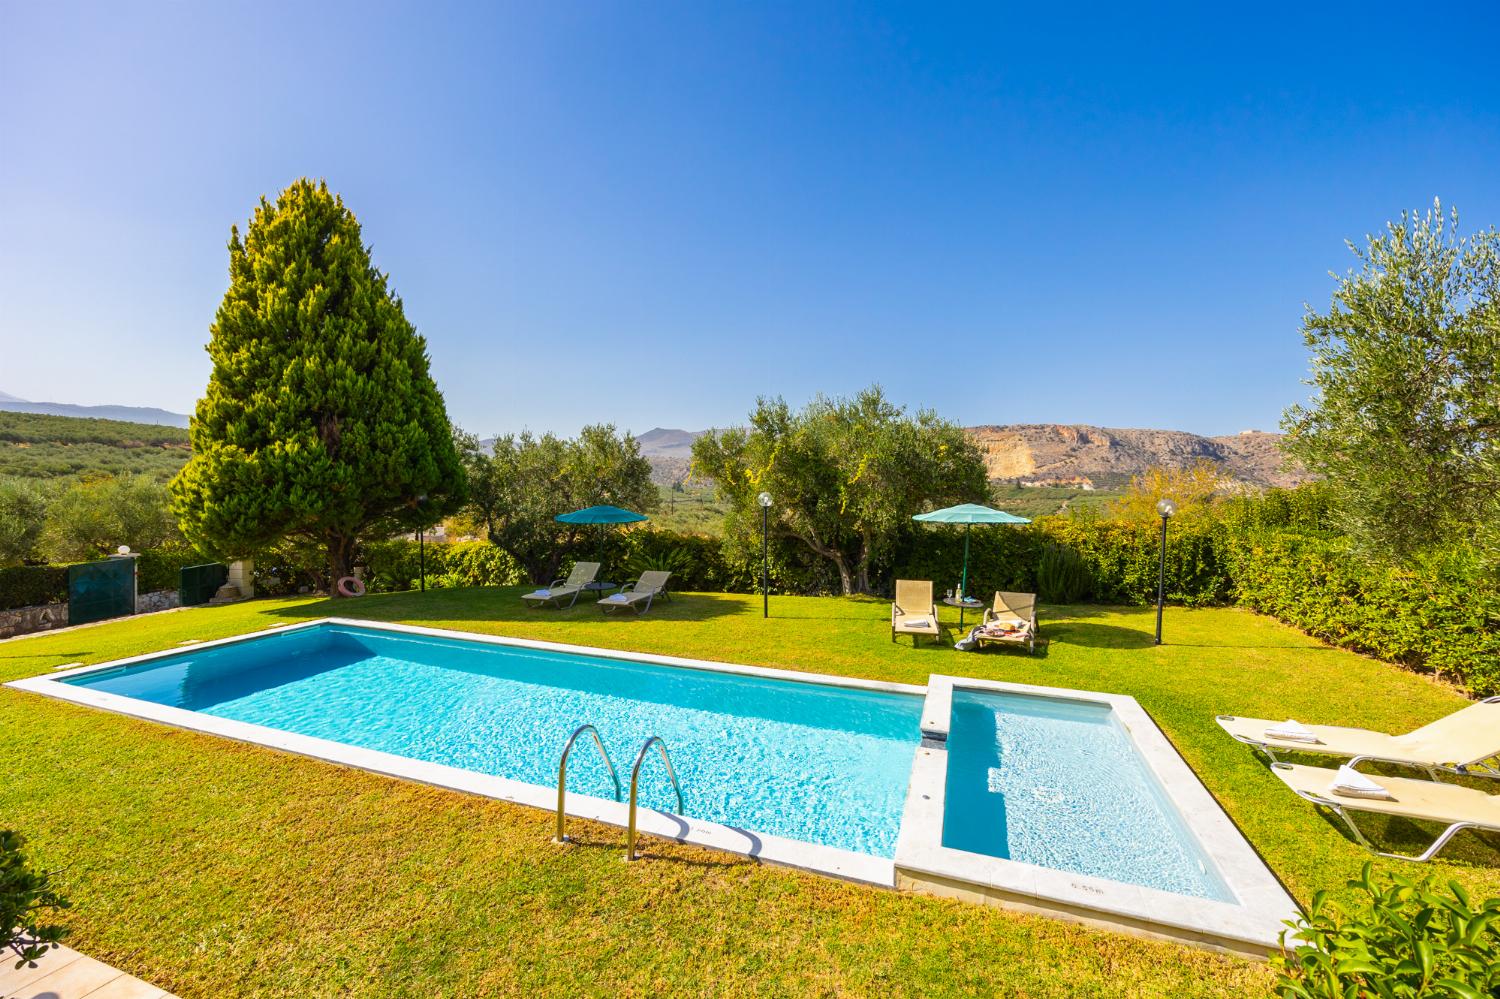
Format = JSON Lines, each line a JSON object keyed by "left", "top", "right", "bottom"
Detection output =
{"left": 363, "top": 540, "right": 524, "bottom": 593}
{"left": 0, "top": 565, "right": 68, "bottom": 611}
{"left": 1274, "top": 863, "right": 1500, "bottom": 998}
{"left": 2, "top": 830, "right": 71, "bottom": 970}
{"left": 623, "top": 531, "right": 736, "bottom": 591}
{"left": 1036, "top": 543, "right": 1091, "bottom": 604}
{"left": 252, "top": 538, "right": 333, "bottom": 596}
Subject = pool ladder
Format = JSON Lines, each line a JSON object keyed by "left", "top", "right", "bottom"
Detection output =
{"left": 553, "top": 725, "right": 685, "bottom": 861}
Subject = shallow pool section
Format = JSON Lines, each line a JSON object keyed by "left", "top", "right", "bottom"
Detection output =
{"left": 50, "top": 622, "right": 921, "bottom": 858}
{"left": 896, "top": 675, "right": 1298, "bottom": 957}
{"left": 943, "top": 690, "right": 1233, "bottom": 901}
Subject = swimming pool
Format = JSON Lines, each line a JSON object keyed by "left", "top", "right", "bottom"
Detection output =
{"left": 9, "top": 619, "right": 1296, "bottom": 953}
{"left": 52, "top": 621, "right": 922, "bottom": 858}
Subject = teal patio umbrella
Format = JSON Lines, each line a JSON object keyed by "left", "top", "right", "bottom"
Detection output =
{"left": 555, "top": 505, "right": 649, "bottom": 569}
{"left": 912, "top": 503, "right": 1031, "bottom": 608}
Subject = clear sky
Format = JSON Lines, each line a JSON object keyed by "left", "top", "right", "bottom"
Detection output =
{"left": 2, "top": 2, "right": 1497, "bottom": 438}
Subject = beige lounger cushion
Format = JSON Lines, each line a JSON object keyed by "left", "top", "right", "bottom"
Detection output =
{"left": 1273, "top": 763, "right": 1500, "bottom": 828}
{"left": 892, "top": 580, "right": 939, "bottom": 636}
{"left": 1217, "top": 700, "right": 1500, "bottom": 769}
{"left": 977, "top": 592, "right": 1036, "bottom": 645}
{"left": 1217, "top": 716, "right": 1417, "bottom": 760}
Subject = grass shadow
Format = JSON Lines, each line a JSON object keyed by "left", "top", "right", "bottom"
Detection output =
{"left": 1043, "top": 621, "right": 1158, "bottom": 650}
{"left": 262, "top": 587, "right": 749, "bottom": 626}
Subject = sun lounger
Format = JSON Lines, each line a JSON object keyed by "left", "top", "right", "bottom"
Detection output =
{"left": 521, "top": 561, "right": 601, "bottom": 609}
{"left": 975, "top": 591, "right": 1037, "bottom": 655}
{"left": 1216, "top": 697, "right": 1500, "bottom": 778}
{"left": 1271, "top": 761, "right": 1500, "bottom": 862}
{"left": 598, "top": 570, "right": 672, "bottom": 615}
{"left": 892, "top": 580, "right": 940, "bottom": 646}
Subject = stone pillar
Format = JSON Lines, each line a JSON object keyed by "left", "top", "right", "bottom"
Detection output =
{"left": 228, "top": 559, "right": 256, "bottom": 600}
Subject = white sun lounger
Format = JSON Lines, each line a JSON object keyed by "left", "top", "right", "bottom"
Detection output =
{"left": 1272, "top": 761, "right": 1500, "bottom": 862}
{"left": 598, "top": 570, "right": 672, "bottom": 615}
{"left": 1216, "top": 697, "right": 1500, "bottom": 778}
{"left": 521, "top": 561, "right": 601, "bottom": 609}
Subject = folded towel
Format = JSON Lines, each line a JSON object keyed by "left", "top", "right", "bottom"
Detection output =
{"left": 600, "top": 593, "right": 629, "bottom": 603}
{"left": 901, "top": 618, "right": 932, "bottom": 629}
{"left": 1329, "top": 765, "right": 1394, "bottom": 800}
{"left": 1265, "top": 720, "right": 1320, "bottom": 743}
{"left": 528, "top": 589, "right": 551, "bottom": 598}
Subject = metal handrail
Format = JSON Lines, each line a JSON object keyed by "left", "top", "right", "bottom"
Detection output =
{"left": 554, "top": 724, "right": 622, "bottom": 843}
{"left": 624, "top": 735, "right": 686, "bottom": 861}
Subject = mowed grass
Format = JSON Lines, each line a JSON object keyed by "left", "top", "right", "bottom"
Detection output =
{"left": 2, "top": 589, "right": 1498, "bottom": 998}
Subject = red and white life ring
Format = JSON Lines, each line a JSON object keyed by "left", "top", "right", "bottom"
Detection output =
{"left": 336, "top": 576, "right": 366, "bottom": 598}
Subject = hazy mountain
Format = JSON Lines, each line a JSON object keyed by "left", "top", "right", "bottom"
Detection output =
{"left": 639, "top": 424, "right": 1308, "bottom": 489}
{"left": 633, "top": 428, "right": 707, "bottom": 486}
{"left": 0, "top": 392, "right": 190, "bottom": 428}
{"left": 634, "top": 427, "right": 706, "bottom": 458}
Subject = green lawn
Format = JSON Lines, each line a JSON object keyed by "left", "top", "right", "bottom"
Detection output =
{"left": 2, "top": 590, "right": 1497, "bottom": 998}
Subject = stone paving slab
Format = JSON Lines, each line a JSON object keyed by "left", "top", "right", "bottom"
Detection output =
{"left": 0, "top": 944, "right": 175, "bottom": 999}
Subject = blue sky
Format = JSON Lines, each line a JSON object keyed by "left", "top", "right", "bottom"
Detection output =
{"left": 2, "top": 2, "right": 1497, "bottom": 437}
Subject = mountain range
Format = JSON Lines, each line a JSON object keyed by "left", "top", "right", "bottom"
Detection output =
{"left": 0, "top": 389, "right": 1306, "bottom": 489}
{"left": 634, "top": 425, "right": 1307, "bottom": 489}
{"left": 0, "top": 391, "right": 190, "bottom": 428}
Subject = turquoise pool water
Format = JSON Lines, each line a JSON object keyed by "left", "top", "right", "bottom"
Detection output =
{"left": 65, "top": 624, "right": 922, "bottom": 857}
{"left": 942, "top": 690, "right": 1234, "bottom": 901}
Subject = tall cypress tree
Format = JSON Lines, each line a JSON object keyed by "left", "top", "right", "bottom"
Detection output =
{"left": 171, "top": 179, "right": 465, "bottom": 590}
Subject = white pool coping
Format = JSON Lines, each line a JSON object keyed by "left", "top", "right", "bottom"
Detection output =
{"left": 894, "top": 675, "right": 1299, "bottom": 956}
{"left": 5, "top": 617, "right": 920, "bottom": 887}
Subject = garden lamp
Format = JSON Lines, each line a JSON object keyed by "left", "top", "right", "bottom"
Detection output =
{"left": 758, "top": 492, "right": 773, "bottom": 618}
{"left": 1155, "top": 498, "right": 1177, "bottom": 644}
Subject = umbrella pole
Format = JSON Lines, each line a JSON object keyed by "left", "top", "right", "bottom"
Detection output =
{"left": 960, "top": 524, "right": 971, "bottom": 627}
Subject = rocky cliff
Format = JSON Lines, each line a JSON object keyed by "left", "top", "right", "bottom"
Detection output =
{"left": 966, "top": 424, "right": 1307, "bottom": 488}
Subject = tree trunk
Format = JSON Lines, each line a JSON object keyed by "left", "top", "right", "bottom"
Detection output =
{"left": 830, "top": 553, "right": 855, "bottom": 596}
{"left": 327, "top": 534, "right": 355, "bottom": 596}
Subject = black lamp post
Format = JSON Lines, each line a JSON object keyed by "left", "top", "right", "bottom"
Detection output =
{"left": 416, "top": 494, "right": 429, "bottom": 592}
{"left": 1154, "top": 498, "right": 1177, "bottom": 644}
{"left": 757, "top": 491, "right": 773, "bottom": 618}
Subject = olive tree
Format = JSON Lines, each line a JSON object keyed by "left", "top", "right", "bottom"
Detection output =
{"left": 459, "top": 425, "right": 656, "bottom": 583}
{"left": 692, "top": 386, "right": 988, "bottom": 594}
{"left": 1283, "top": 201, "right": 1500, "bottom": 562}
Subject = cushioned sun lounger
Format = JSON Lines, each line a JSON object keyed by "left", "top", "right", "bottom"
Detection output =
{"left": 598, "top": 570, "right": 671, "bottom": 615}
{"left": 1271, "top": 761, "right": 1500, "bottom": 862}
{"left": 892, "top": 579, "right": 940, "bottom": 646}
{"left": 521, "top": 561, "right": 601, "bottom": 609}
{"left": 975, "top": 591, "right": 1038, "bottom": 655}
{"left": 1216, "top": 697, "right": 1500, "bottom": 778}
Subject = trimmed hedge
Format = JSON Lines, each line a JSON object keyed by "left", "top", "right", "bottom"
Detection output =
{"left": 0, "top": 545, "right": 215, "bottom": 612}
{"left": 1225, "top": 531, "right": 1500, "bottom": 697}
{"left": 0, "top": 564, "right": 68, "bottom": 611}
{"left": 136, "top": 544, "right": 215, "bottom": 594}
